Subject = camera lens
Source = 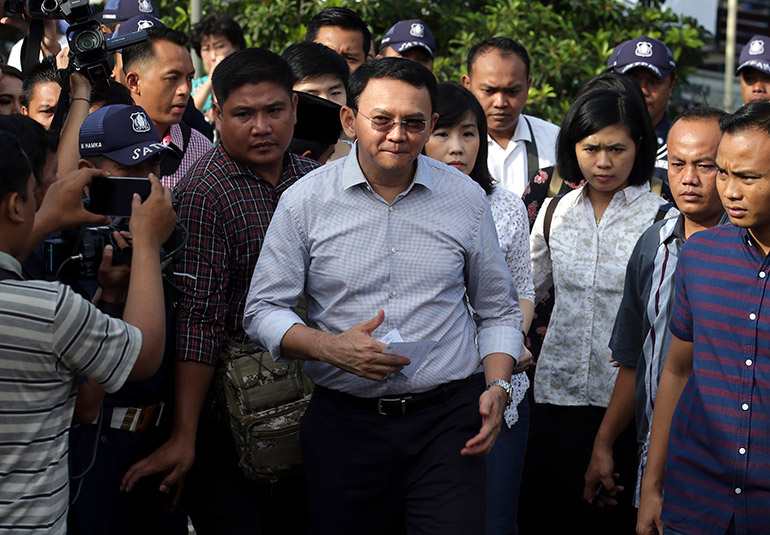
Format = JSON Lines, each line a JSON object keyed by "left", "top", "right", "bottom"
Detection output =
{"left": 74, "top": 29, "right": 101, "bottom": 51}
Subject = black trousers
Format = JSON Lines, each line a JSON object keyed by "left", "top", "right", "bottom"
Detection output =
{"left": 301, "top": 378, "right": 486, "bottom": 535}
{"left": 518, "top": 403, "right": 638, "bottom": 535}
{"left": 184, "top": 409, "right": 308, "bottom": 535}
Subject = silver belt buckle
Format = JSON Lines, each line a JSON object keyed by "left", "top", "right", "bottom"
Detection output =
{"left": 377, "top": 396, "right": 411, "bottom": 415}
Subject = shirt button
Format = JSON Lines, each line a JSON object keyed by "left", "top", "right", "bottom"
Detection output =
{"left": 739, "top": 447, "right": 747, "bottom": 455}
{"left": 390, "top": 247, "right": 396, "bottom": 254}
{"left": 750, "top": 313, "right": 757, "bottom": 320}
{"left": 388, "top": 206, "right": 394, "bottom": 212}
{"left": 742, "top": 403, "right": 750, "bottom": 411}
{"left": 746, "top": 359, "right": 753, "bottom": 367}
{"left": 760, "top": 271, "right": 766, "bottom": 279}
{"left": 390, "top": 290, "right": 398, "bottom": 297}
{"left": 735, "top": 487, "right": 742, "bottom": 494}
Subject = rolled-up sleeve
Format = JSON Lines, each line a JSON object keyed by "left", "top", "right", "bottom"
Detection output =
{"left": 243, "top": 195, "right": 308, "bottom": 359}
{"left": 466, "top": 202, "right": 523, "bottom": 362}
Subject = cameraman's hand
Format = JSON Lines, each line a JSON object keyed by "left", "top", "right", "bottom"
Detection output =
{"left": 0, "top": 16, "right": 62, "bottom": 56}
{"left": 97, "top": 233, "right": 131, "bottom": 302}
{"left": 56, "top": 47, "right": 92, "bottom": 100}
{"left": 128, "top": 174, "right": 175, "bottom": 250}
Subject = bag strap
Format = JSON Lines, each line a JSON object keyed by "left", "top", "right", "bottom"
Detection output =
{"left": 654, "top": 201, "right": 675, "bottom": 223}
{"left": 543, "top": 194, "right": 564, "bottom": 248}
{"left": 523, "top": 116, "right": 539, "bottom": 180}
{"left": 159, "top": 122, "right": 192, "bottom": 178}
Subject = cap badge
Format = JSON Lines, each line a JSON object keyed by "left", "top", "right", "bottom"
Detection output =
{"left": 749, "top": 39, "right": 765, "bottom": 56}
{"left": 138, "top": 0, "right": 153, "bottom": 13}
{"left": 136, "top": 19, "right": 155, "bottom": 30}
{"left": 130, "top": 111, "right": 152, "bottom": 133}
{"left": 635, "top": 41, "right": 653, "bottom": 58}
{"left": 409, "top": 23, "right": 424, "bottom": 38}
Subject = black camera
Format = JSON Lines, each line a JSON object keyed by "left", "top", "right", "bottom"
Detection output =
{"left": 3, "top": 0, "right": 147, "bottom": 89}
{"left": 44, "top": 217, "right": 185, "bottom": 281}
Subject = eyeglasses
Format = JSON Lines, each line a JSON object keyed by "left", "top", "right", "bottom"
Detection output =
{"left": 356, "top": 111, "right": 428, "bottom": 133}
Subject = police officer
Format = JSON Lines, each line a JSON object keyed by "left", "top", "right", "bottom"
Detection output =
{"left": 607, "top": 36, "right": 676, "bottom": 183}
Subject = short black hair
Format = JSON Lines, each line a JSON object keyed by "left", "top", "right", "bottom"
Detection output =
{"left": 212, "top": 47, "right": 294, "bottom": 106}
{"left": 718, "top": 100, "right": 770, "bottom": 135}
{"left": 282, "top": 41, "right": 350, "bottom": 87}
{"left": 467, "top": 37, "right": 530, "bottom": 78}
{"left": 90, "top": 79, "right": 134, "bottom": 109}
{"left": 21, "top": 55, "right": 57, "bottom": 109}
{"left": 430, "top": 82, "right": 493, "bottom": 194}
{"left": 557, "top": 88, "right": 656, "bottom": 187}
{"left": 347, "top": 56, "right": 436, "bottom": 113}
{"left": 670, "top": 105, "right": 726, "bottom": 130}
{"left": 305, "top": 7, "right": 371, "bottom": 61}
{"left": 0, "top": 115, "right": 58, "bottom": 187}
{"left": 0, "top": 132, "right": 33, "bottom": 201}
{"left": 122, "top": 26, "right": 189, "bottom": 74}
{"left": 190, "top": 12, "right": 246, "bottom": 56}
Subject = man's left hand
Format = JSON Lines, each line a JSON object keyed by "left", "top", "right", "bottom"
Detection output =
{"left": 461, "top": 386, "right": 507, "bottom": 456}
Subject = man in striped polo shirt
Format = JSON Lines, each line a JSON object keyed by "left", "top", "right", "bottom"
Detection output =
{"left": 0, "top": 132, "right": 175, "bottom": 534}
{"left": 638, "top": 100, "right": 770, "bottom": 535}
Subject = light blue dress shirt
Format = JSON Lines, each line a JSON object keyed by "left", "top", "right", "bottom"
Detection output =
{"left": 243, "top": 148, "right": 522, "bottom": 397}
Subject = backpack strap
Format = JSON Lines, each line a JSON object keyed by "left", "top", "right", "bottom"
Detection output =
{"left": 523, "top": 116, "right": 539, "bottom": 181}
{"left": 543, "top": 194, "right": 564, "bottom": 248}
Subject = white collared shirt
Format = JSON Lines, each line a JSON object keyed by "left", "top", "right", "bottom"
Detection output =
{"left": 487, "top": 114, "right": 560, "bottom": 197}
{"left": 529, "top": 183, "right": 667, "bottom": 407}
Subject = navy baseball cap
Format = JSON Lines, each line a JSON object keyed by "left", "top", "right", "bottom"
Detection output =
{"left": 101, "top": 0, "right": 159, "bottom": 23}
{"left": 737, "top": 35, "right": 770, "bottom": 75}
{"left": 607, "top": 36, "right": 676, "bottom": 80}
{"left": 381, "top": 19, "right": 436, "bottom": 57}
{"left": 80, "top": 105, "right": 170, "bottom": 165}
{"left": 111, "top": 14, "right": 165, "bottom": 38}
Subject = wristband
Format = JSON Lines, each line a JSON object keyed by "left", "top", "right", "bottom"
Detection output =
{"left": 71, "top": 97, "right": 91, "bottom": 104}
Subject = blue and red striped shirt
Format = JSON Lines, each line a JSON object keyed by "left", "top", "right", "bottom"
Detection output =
{"left": 664, "top": 224, "right": 770, "bottom": 535}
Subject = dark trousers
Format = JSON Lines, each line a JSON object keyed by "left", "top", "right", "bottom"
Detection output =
{"left": 68, "top": 422, "right": 188, "bottom": 535}
{"left": 184, "top": 410, "right": 308, "bottom": 535}
{"left": 518, "top": 403, "right": 637, "bottom": 535}
{"left": 301, "top": 378, "right": 486, "bottom": 535}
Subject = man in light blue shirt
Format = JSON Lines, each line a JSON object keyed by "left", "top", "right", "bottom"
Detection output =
{"left": 244, "top": 57, "right": 522, "bottom": 535}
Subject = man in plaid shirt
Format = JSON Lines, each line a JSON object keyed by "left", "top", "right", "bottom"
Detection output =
{"left": 121, "top": 48, "right": 319, "bottom": 533}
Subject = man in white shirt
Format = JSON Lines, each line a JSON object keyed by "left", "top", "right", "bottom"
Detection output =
{"left": 463, "top": 37, "right": 559, "bottom": 197}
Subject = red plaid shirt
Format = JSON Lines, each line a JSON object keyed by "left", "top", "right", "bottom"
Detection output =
{"left": 173, "top": 145, "right": 319, "bottom": 365}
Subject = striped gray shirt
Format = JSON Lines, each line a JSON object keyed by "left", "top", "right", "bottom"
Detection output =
{"left": 0, "top": 252, "right": 141, "bottom": 534}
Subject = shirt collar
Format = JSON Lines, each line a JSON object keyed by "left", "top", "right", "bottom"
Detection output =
{"left": 486, "top": 114, "right": 531, "bottom": 148}
{"left": 341, "top": 142, "right": 433, "bottom": 193}
{"left": 163, "top": 123, "right": 183, "bottom": 151}
{"left": 577, "top": 182, "right": 650, "bottom": 204}
{"left": 218, "top": 144, "right": 297, "bottom": 192}
{"left": 0, "top": 251, "right": 23, "bottom": 279}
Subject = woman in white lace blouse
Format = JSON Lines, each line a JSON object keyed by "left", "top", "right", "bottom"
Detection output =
{"left": 424, "top": 82, "right": 534, "bottom": 535}
{"left": 523, "top": 87, "right": 668, "bottom": 535}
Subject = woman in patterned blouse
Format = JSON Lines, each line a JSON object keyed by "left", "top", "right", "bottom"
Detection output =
{"left": 424, "top": 82, "right": 534, "bottom": 535}
{"left": 519, "top": 87, "right": 668, "bottom": 535}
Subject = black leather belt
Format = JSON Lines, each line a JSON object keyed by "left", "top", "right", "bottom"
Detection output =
{"left": 317, "top": 376, "right": 472, "bottom": 416}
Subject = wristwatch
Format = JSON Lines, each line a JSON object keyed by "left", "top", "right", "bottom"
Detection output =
{"left": 486, "top": 379, "right": 513, "bottom": 406}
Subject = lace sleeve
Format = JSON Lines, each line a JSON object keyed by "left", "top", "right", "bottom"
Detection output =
{"left": 488, "top": 188, "right": 535, "bottom": 303}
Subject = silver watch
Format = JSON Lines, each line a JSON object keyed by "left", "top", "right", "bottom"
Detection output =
{"left": 486, "top": 379, "right": 513, "bottom": 406}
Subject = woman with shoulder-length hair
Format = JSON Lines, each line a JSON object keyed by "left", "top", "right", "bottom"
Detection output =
{"left": 519, "top": 87, "right": 671, "bottom": 535}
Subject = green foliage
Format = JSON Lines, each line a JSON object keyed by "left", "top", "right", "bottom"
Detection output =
{"left": 151, "top": 0, "right": 708, "bottom": 124}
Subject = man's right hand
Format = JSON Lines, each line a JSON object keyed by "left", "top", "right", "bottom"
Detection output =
{"left": 637, "top": 486, "right": 664, "bottom": 535}
{"left": 128, "top": 174, "right": 175, "bottom": 249}
{"left": 321, "top": 310, "right": 410, "bottom": 380}
{"left": 120, "top": 435, "right": 194, "bottom": 508}
{"left": 583, "top": 443, "right": 623, "bottom": 506}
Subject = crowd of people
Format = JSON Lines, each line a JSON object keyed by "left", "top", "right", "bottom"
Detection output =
{"left": 0, "top": 3, "right": 769, "bottom": 535}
